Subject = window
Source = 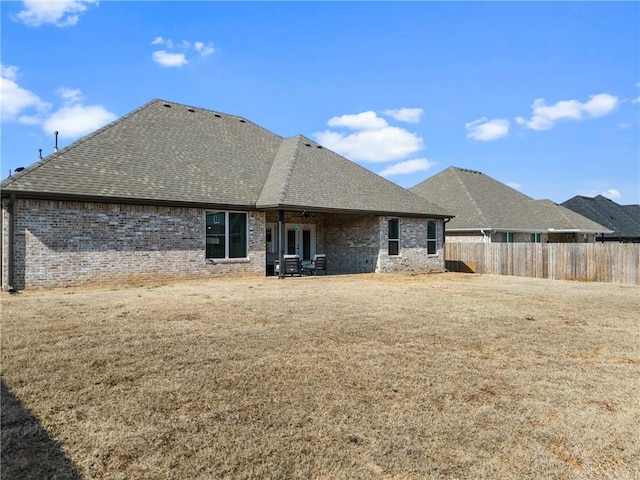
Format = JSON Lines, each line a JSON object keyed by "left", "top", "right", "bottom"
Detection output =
{"left": 531, "top": 233, "right": 541, "bottom": 243}
{"left": 427, "top": 220, "right": 437, "bottom": 254}
{"left": 388, "top": 218, "right": 400, "bottom": 256}
{"left": 502, "top": 232, "right": 515, "bottom": 243}
{"left": 265, "top": 224, "right": 278, "bottom": 254}
{"left": 206, "top": 211, "right": 247, "bottom": 259}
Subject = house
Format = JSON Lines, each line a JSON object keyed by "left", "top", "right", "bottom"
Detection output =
{"left": 1, "top": 99, "right": 452, "bottom": 290}
{"left": 562, "top": 195, "right": 640, "bottom": 243}
{"left": 410, "top": 167, "right": 611, "bottom": 243}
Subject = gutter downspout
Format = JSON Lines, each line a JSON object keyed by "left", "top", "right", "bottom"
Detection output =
{"left": 443, "top": 217, "right": 450, "bottom": 244}
{"left": 480, "top": 228, "right": 495, "bottom": 244}
{"left": 443, "top": 217, "right": 451, "bottom": 272}
{"left": 7, "top": 194, "right": 16, "bottom": 292}
{"left": 479, "top": 228, "right": 496, "bottom": 275}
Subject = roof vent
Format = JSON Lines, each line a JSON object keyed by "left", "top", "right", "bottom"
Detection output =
{"left": 163, "top": 103, "right": 172, "bottom": 108}
{"left": 316, "top": 145, "right": 323, "bottom": 149}
{"left": 214, "top": 114, "right": 221, "bottom": 118}
{"left": 459, "top": 168, "right": 482, "bottom": 174}
{"left": 239, "top": 119, "right": 246, "bottom": 123}
{"left": 15, "top": 167, "right": 25, "bottom": 173}
{"left": 305, "top": 143, "right": 311, "bottom": 147}
{"left": 187, "top": 108, "right": 195, "bottom": 113}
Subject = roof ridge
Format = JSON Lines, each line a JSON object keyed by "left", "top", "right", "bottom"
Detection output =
{"left": 277, "top": 136, "right": 303, "bottom": 203}
{"left": 155, "top": 98, "right": 248, "bottom": 122}
{"left": 256, "top": 135, "right": 302, "bottom": 207}
{"left": 452, "top": 167, "right": 490, "bottom": 227}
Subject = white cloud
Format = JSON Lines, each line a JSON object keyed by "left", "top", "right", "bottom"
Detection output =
{"left": 581, "top": 93, "right": 619, "bottom": 117}
{"left": 43, "top": 103, "right": 117, "bottom": 139}
{"left": 1, "top": 64, "right": 51, "bottom": 122}
{"left": 194, "top": 41, "right": 215, "bottom": 57}
{"left": 151, "top": 37, "right": 215, "bottom": 67}
{"left": 1, "top": 64, "right": 18, "bottom": 82}
{"left": 151, "top": 36, "right": 172, "bottom": 48}
{"left": 584, "top": 188, "right": 623, "bottom": 200}
{"left": 152, "top": 50, "right": 188, "bottom": 68}
{"left": 465, "top": 117, "right": 510, "bottom": 141}
{"left": 42, "top": 88, "right": 117, "bottom": 139}
{"left": 315, "top": 126, "right": 423, "bottom": 163}
{"left": 57, "top": 87, "right": 83, "bottom": 103}
{"left": 1, "top": 64, "right": 116, "bottom": 139}
{"left": 16, "top": 0, "right": 97, "bottom": 27}
{"left": 516, "top": 93, "right": 619, "bottom": 130}
{"left": 600, "top": 189, "right": 621, "bottom": 200}
{"left": 383, "top": 108, "right": 423, "bottom": 124}
{"left": 327, "top": 111, "right": 388, "bottom": 130}
{"left": 315, "top": 109, "right": 425, "bottom": 162}
{"left": 379, "top": 158, "right": 436, "bottom": 177}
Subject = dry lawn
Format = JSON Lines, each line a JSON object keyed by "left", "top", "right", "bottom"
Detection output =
{"left": 1, "top": 272, "right": 638, "bottom": 479}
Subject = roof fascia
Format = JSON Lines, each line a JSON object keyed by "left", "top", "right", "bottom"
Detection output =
{"left": 0, "top": 190, "right": 257, "bottom": 211}
{"left": 547, "top": 228, "right": 614, "bottom": 234}
{"left": 257, "top": 204, "right": 453, "bottom": 218}
{"left": 1, "top": 191, "right": 454, "bottom": 218}
{"left": 449, "top": 226, "right": 612, "bottom": 234}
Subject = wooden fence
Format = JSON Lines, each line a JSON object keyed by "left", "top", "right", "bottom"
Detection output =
{"left": 445, "top": 242, "right": 640, "bottom": 285}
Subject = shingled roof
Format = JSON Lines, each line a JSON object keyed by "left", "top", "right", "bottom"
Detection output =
{"left": 1, "top": 99, "right": 451, "bottom": 218}
{"left": 562, "top": 195, "right": 640, "bottom": 240}
{"left": 410, "top": 166, "right": 610, "bottom": 233}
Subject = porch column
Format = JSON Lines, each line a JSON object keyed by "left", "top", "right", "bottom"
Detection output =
{"left": 278, "top": 209, "right": 285, "bottom": 278}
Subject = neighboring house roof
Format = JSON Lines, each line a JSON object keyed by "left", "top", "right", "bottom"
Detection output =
{"left": 410, "top": 166, "right": 611, "bottom": 233}
{"left": 1, "top": 99, "right": 451, "bottom": 218}
{"left": 561, "top": 195, "right": 640, "bottom": 239}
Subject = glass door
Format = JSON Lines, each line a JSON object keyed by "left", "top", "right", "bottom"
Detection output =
{"left": 285, "top": 224, "right": 316, "bottom": 261}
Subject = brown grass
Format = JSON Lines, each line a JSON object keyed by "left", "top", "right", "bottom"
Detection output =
{"left": 1, "top": 273, "right": 638, "bottom": 479}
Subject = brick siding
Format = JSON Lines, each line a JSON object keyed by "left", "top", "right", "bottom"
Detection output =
{"left": 1, "top": 199, "right": 446, "bottom": 289}
{"left": 376, "top": 216, "right": 446, "bottom": 274}
{"left": 1, "top": 199, "right": 265, "bottom": 289}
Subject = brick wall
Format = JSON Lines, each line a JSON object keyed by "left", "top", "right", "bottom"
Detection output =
{"left": 376, "top": 217, "right": 445, "bottom": 274}
{"left": 321, "top": 214, "right": 445, "bottom": 274}
{"left": 1, "top": 199, "right": 446, "bottom": 289}
{"left": 1, "top": 199, "right": 266, "bottom": 289}
{"left": 322, "top": 214, "right": 380, "bottom": 273}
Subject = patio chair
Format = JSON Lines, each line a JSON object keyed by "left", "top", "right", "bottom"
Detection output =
{"left": 274, "top": 254, "right": 302, "bottom": 276}
{"left": 302, "top": 254, "right": 327, "bottom": 275}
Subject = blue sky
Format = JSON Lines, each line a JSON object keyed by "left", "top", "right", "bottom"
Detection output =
{"left": 2, "top": 1, "right": 639, "bottom": 205}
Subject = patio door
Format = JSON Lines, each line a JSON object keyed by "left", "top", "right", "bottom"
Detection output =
{"left": 267, "top": 223, "right": 316, "bottom": 261}
{"left": 286, "top": 225, "right": 316, "bottom": 261}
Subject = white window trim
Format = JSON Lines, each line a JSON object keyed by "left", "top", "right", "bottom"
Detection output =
{"left": 427, "top": 219, "right": 438, "bottom": 256}
{"left": 205, "top": 210, "right": 249, "bottom": 260}
{"left": 502, "top": 232, "right": 515, "bottom": 243}
{"left": 266, "top": 223, "right": 278, "bottom": 254}
{"left": 388, "top": 217, "right": 400, "bottom": 257}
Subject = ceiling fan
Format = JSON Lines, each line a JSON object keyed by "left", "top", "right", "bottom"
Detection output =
{"left": 295, "top": 210, "right": 314, "bottom": 219}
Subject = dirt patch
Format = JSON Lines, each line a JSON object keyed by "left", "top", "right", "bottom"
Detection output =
{"left": 2, "top": 273, "right": 639, "bottom": 479}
